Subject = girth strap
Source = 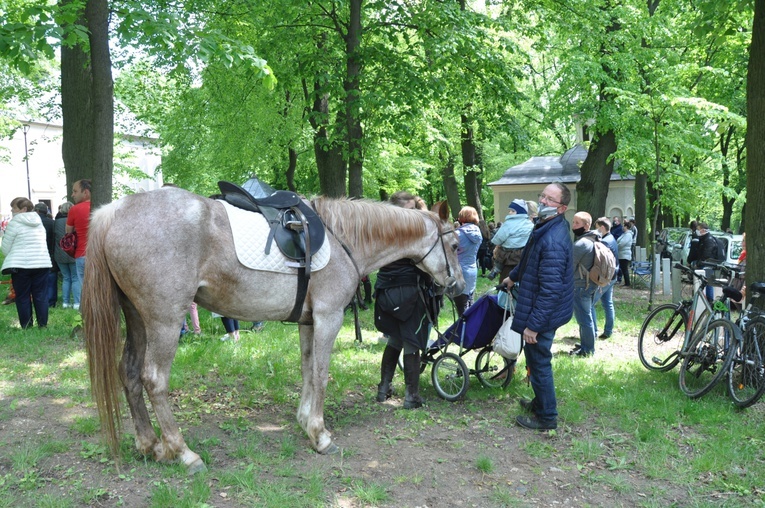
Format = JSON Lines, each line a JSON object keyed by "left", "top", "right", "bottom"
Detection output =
{"left": 287, "top": 206, "right": 312, "bottom": 323}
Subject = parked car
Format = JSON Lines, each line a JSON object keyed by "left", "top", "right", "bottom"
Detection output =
{"left": 659, "top": 227, "right": 743, "bottom": 267}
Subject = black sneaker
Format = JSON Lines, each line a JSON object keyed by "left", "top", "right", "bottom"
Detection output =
{"left": 516, "top": 414, "right": 557, "bottom": 431}
{"left": 571, "top": 349, "right": 593, "bottom": 358}
{"left": 518, "top": 398, "right": 536, "bottom": 413}
{"left": 598, "top": 333, "right": 611, "bottom": 339}
{"left": 569, "top": 344, "right": 582, "bottom": 355}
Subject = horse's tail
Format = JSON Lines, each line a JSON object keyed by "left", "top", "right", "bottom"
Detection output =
{"left": 82, "top": 204, "right": 123, "bottom": 459}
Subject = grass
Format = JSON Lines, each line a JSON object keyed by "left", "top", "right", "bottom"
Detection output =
{"left": 1, "top": 261, "right": 765, "bottom": 506}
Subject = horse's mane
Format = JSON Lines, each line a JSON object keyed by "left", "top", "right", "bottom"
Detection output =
{"left": 312, "top": 197, "right": 439, "bottom": 255}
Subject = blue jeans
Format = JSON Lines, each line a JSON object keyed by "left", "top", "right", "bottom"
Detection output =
{"left": 221, "top": 317, "right": 239, "bottom": 333}
{"left": 59, "top": 262, "right": 80, "bottom": 305}
{"left": 703, "top": 267, "right": 715, "bottom": 302}
{"left": 75, "top": 256, "right": 86, "bottom": 304}
{"left": 573, "top": 284, "right": 598, "bottom": 354}
{"left": 524, "top": 329, "right": 558, "bottom": 422}
{"left": 591, "top": 280, "right": 616, "bottom": 337}
{"left": 11, "top": 268, "right": 49, "bottom": 328}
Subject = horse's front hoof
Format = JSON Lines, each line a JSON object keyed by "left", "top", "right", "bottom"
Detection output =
{"left": 187, "top": 458, "right": 208, "bottom": 475}
{"left": 318, "top": 442, "right": 340, "bottom": 455}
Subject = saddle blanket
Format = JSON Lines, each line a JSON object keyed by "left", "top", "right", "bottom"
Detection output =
{"left": 221, "top": 201, "right": 331, "bottom": 274}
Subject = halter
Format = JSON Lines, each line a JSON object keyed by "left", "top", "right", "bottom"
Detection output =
{"left": 411, "top": 225, "right": 458, "bottom": 290}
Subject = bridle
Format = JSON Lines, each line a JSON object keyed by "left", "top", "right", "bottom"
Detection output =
{"left": 411, "top": 223, "right": 458, "bottom": 291}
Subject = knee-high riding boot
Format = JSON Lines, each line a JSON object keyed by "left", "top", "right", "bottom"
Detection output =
{"left": 403, "top": 351, "right": 424, "bottom": 409}
{"left": 363, "top": 278, "right": 372, "bottom": 305}
{"left": 377, "top": 345, "right": 399, "bottom": 402}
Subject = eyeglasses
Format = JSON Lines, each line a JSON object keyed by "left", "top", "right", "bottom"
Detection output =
{"left": 538, "top": 193, "right": 562, "bottom": 206}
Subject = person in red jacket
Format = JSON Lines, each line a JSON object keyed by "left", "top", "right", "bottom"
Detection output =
{"left": 66, "top": 179, "right": 91, "bottom": 310}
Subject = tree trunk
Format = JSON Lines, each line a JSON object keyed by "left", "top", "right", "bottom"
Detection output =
{"left": 719, "top": 127, "right": 735, "bottom": 231}
{"left": 461, "top": 113, "right": 482, "bottom": 219}
{"left": 60, "top": 0, "right": 93, "bottom": 197}
{"left": 59, "top": 0, "right": 113, "bottom": 207}
{"left": 576, "top": 129, "right": 616, "bottom": 218}
{"left": 311, "top": 86, "right": 346, "bottom": 198}
{"left": 286, "top": 147, "right": 297, "bottom": 192}
{"left": 85, "top": 0, "right": 113, "bottom": 208}
{"left": 345, "top": 0, "right": 363, "bottom": 198}
{"left": 746, "top": 0, "right": 765, "bottom": 292}
{"left": 60, "top": 45, "right": 93, "bottom": 196}
{"left": 635, "top": 173, "right": 647, "bottom": 247}
{"left": 441, "top": 153, "right": 461, "bottom": 221}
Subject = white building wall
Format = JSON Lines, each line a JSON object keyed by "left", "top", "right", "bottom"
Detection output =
{"left": 0, "top": 121, "right": 161, "bottom": 219}
{"left": 491, "top": 180, "right": 635, "bottom": 225}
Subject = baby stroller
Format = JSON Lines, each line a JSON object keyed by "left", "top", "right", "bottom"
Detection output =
{"left": 417, "top": 289, "right": 517, "bottom": 402}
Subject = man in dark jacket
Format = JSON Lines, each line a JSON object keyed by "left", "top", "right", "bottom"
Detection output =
{"left": 687, "top": 222, "right": 719, "bottom": 301}
{"left": 610, "top": 216, "right": 623, "bottom": 240}
{"left": 502, "top": 183, "right": 574, "bottom": 431}
{"left": 34, "top": 203, "right": 58, "bottom": 307}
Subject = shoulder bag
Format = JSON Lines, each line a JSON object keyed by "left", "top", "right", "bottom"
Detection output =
{"left": 59, "top": 231, "right": 77, "bottom": 258}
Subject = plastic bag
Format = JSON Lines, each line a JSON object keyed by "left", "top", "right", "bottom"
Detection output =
{"left": 493, "top": 316, "right": 522, "bottom": 360}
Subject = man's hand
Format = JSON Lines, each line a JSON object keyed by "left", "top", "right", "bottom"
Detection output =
{"left": 501, "top": 277, "right": 514, "bottom": 289}
{"left": 523, "top": 328, "right": 538, "bottom": 344}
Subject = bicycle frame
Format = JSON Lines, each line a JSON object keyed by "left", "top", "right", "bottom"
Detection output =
{"left": 682, "top": 266, "right": 721, "bottom": 343}
{"left": 658, "top": 264, "right": 731, "bottom": 366}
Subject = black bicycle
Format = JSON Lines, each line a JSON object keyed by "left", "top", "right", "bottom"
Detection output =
{"left": 637, "top": 263, "right": 736, "bottom": 373}
{"left": 726, "top": 281, "right": 765, "bottom": 407}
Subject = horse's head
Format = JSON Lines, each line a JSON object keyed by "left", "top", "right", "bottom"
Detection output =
{"left": 412, "top": 216, "right": 465, "bottom": 297}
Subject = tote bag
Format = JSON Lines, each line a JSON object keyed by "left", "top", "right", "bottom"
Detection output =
{"left": 493, "top": 291, "right": 522, "bottom": 360}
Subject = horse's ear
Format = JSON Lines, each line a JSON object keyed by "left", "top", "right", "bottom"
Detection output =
{"left": 432, "top": 201, "right": 450, "bottom": 222}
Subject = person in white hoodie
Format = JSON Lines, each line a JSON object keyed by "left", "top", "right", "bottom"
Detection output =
{"left": 1, "top": 197, "right": 52, "bottom": 328}
{"left": 488, "top": 199, "right": 534, "bottom": 281}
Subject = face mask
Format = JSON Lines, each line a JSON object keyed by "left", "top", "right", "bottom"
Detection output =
{"left": 573, "top": 227, "right": 586, "bottom": 237}
{"left": 537, "top": 205, "right": 559, "bottom": 221}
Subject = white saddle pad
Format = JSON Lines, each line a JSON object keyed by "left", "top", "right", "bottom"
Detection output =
{"left": 221, "top": 201, "right": 330, "bottom": 274}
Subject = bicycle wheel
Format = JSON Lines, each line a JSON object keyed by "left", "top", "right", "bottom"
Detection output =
{"left": 638, "top": 304, "right": 687, "bottom": 372}
{"left": 431, "top": 352, "right": 469, "bottom": 402}
{"left": 728, "top": 317, "right": 765, "bottom": 408}
{"left": 475, "top": 348, "right": 513, "bottom": 389}
{"left": 679, "top": 318, "right": 738, "bottom": 399}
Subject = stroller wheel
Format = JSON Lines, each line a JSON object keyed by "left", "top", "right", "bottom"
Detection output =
{"left": 431, "top": 352, "right": 469, "bottom": 402}
{"left": 475, "top": 348, "right": 513, "bottom": 389}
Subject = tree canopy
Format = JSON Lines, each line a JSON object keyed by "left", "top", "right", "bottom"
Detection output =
{"left": 0, "top": 0, "right": 758, "bottom": 232}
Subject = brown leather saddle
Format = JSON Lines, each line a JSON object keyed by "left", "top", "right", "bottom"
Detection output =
{"left": 217, "top": 181, "right": 326, "bottom": 323}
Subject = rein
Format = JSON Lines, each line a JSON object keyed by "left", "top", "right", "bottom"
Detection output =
{"left": 411, "top": 225, "right": 456, "bottom": 280}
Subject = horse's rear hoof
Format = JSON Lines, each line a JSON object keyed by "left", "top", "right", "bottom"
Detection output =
{"left": 319, "top": 442, "right": 340, "bottom": 455}
{"left": 187, "top": 458, "right": 208, "bottom": 475}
